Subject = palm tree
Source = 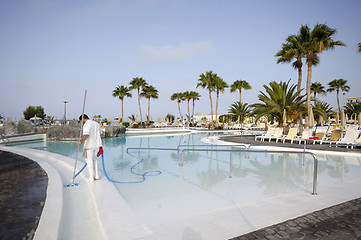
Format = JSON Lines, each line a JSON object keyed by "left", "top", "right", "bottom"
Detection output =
{"left": 344, "top": 102, "right": 361, "bottom": 121}
{"left": 128, "top": 114, "right": 136, "bottom": 123}
{"left": 140, "top": 85, "right": 158, "bottom": 123}
{"left": 251, "top": 80, "right": 306, "bottom": 126}
{"left": 112, "top": 85, "right": 132, "bottom": 125}
{"left": 129, "top": 77, "right": 148, "bottom": 124}
{"left": 327, "top": 79, "right": 350, "bottom": 113}
{"left": 197, "top": 71, "right": 217, "bottom": 127}
{"left": 310, "top": 82, "right": 326, "bottom": 105}
{"left": 300, "top": 24, "right": 346, "bottom": 126}
{"left": 312, "top": 100, "right": 335, "bottom": 124}
{"left": 165, "top": 113, "right": 175, "bottom": 123}
{"left": 189, "top": 91, "right": 201, "bottom": 124}
{"left": 170, "top": 92, "right": 184, "bottom": 121}
{"left": 230, "top": 79, "right": 251, "bottom": 103}
{"left": 214, "top": 76, "right": 228, "bottom": 124}
{"left": 228, "top": 101, "right": 251, "bottom": 123}
{"left": 275, "top": 35, "right": 305, "bottom": 95}
{"left": 358, "top": 43, "right": 361, "bottom": 52}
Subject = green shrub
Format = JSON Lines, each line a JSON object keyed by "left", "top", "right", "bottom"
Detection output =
{"left": 23, "top": 106, "right": 46, "bottom": 120}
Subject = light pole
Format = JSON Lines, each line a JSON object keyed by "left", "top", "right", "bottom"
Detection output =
{"left": 63, "top": 101, "right": 68, "bottom": 125}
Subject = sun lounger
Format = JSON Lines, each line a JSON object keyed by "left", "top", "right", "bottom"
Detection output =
{"left": 306, "top": 132, "right": 326, "bottom": 144}
{"left": 326, "top": 125, "right": 338, "bottom": 136}
{"left": 318, "top": 129, "right": 343, "bottom": 144}
{"left": 255, "top": 127, "right": 275, "bottom": 141}
{"left": 265, "top": 127, "right": 283, "bottom": 142}
{"left": 349, "top": 134, "right": 361, "bottom": 149}
{"left": 292, "top": 129, "right": 313, "bottom": 144}
{"left": 332, "top": 127, "right": 360, "bottom": 148}
{"left": 314, "top": 125, "right": 328, "bottom": 135}
{"left": 276, "top": 127, "right": 298, "bottom": 143}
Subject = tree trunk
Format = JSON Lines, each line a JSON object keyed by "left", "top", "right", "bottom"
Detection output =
{"left": 336, "top": 89, "right": 340, "bottom": 113}
{"left": 147, "top": 97, "right": 150, "bottom": 122}
{"left": 297, "top": 64, "right": 303, "bottom": 133}
{"left": 306, "top": 58, "right": 312, "bottom": 127}
{"left": 215, "top": 90, "right": 219, "bottom": 124}
{"left": 297, "top": 63, "right": 302, "bottom": 95}
{"left": 138, "top": 89, "right": 142, "bottom": 124}
{"left": 178, "top": 100, "right": 182, "bottom": 121}
{"left": 187, "top": 99, "right": 190, "bottom": 124}
{"left": 121, "top": 98, "right": 124, "bottom": 127}
{"left": 209, "top": 90, "right": 213, "bottom": 127}
{"left": 192, "top": 100, "right": 195, "bottom": 124}
{"left": 239, "top": 89, "right": 242, "bottom": 103}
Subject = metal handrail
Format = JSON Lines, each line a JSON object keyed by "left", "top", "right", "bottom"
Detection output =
{"left": 126, "top": 144, "right": 249, "bottom": 154}
{"left": 126, "top": 147, "right": 178, "bottom": 153}
{"left": 177, "top": 144, "right": 250, "bottom": 151}
{"left": 180, "top": 148, "right": 318, "bottom": 195}
{"left": 126, "top": 145, "right": 319, "bottom": 195}
{"left": 0, "top": 134, "right": 10, "bottom": 144}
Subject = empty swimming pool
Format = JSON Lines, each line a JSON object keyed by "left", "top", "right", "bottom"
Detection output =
{"left": 15, "top": 131, "right": 361, "bottom": 239}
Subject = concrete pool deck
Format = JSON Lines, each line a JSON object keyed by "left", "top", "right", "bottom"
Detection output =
{"left": 2, "top": 134, "right": 361, "bottom": 239}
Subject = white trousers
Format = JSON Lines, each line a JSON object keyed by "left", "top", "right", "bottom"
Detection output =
{"left": 85, "top": 148, "right": 99, "bottom": 180}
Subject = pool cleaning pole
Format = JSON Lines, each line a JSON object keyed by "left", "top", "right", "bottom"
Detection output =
{"left": 71, "top": 90, "right": 87, "bottom": 185}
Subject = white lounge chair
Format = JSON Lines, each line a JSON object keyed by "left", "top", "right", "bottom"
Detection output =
{"left": 306, "top": 132, "right": 327, "bottom": 144}
{"left": 349, "top": 133, "right": 361, "bottom": 149}
{"left": 333, "top": 126, "right": 360, "bottom": 147}
{"left": 265, "top": 127, "right": 284, "bottom": 142}
{"left": 276, "top": 128, "right": 298, "bottom": 143}
{"left": 255, "top": 127, "right": 275, "bottom": 141}
{"left": 292, "top": 129, "right": 313, "bottom": 144}
{"left": 319, "top": 129, "right": 343, "bottom": 145}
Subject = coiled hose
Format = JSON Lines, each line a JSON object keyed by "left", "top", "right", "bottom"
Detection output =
{"left": 73, "top": 153, "right": 161, "bottom": 183}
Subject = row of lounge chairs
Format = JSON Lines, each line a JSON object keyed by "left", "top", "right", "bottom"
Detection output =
{"left": 255, "top": 125, "right": 361, "bottom": 149}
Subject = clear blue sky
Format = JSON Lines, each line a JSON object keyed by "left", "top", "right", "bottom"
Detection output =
{"left": 1, "top": 0, "right": 360, "bottom": 121}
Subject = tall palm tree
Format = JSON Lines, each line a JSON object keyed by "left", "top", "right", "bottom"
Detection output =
{"left": 300, "top": 24, "right": 346, "bottom": 126}
{"left": 214, "top": 76, "right": 228, "bottom": 124}
{"left": 140, "top": 85, "right": 158, "bottom": 123}
{"left": 112, "top": 85, "right": 132, "bottom": 126}
{"left": 129, "top": 77, "right": 148, "bottom": 124}
{"left": 228, "top": 101, "right": 251, "bottom": 123}
{"left": 189, "top": 91, "right": 201, "bottom": 124}
{"left": 183, "top": 91, "right": 192, "bottom": 124}
{"left": 275, "top": 35, "right": 305, "bottom": 95}
{"left": 251, "top": 80, "right": 306, "bottom": 125}
{"left": 197, "top": 71, "right": 217, "bottom": 127}
{"left": 230, "top": 79, "right": 251, "bottom": 103}
{"left": 310, "top": 82, "right": 326, "bottom": 105}
{"left": 170, "top": 92, "right": 184, "bottom": 121}
{"left": 327, "top": 78, "right": 350, "bottom": 113}
{"left": 275, "top": 34, "right": 312, "bottom": 133}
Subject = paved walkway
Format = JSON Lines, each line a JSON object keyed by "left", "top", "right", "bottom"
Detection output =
{"left": 220, "top": 135, "right": 361, "bottom": 153}
{"left": 0, "top": 150, "right": 48, "bottom": 240}
{"left": 231, "top": 197, "right": 361, "bottom": 239}
{"left": 222, "top": 135, "right": 361, "bottom": 239}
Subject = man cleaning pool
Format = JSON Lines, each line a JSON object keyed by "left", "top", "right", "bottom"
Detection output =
{"left": 77, "top": 114, "right": 103, "bottom": 182}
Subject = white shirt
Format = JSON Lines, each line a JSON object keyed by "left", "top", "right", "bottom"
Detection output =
{"left": 83, "top": 120, "right": 102, "bottom": 149}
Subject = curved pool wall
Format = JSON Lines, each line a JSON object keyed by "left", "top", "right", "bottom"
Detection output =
{"left": 0, "top": 145, "right": 153, "bottom": 240}
{"left": 8, "top": 131, "right": 361, "bottom": 239}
